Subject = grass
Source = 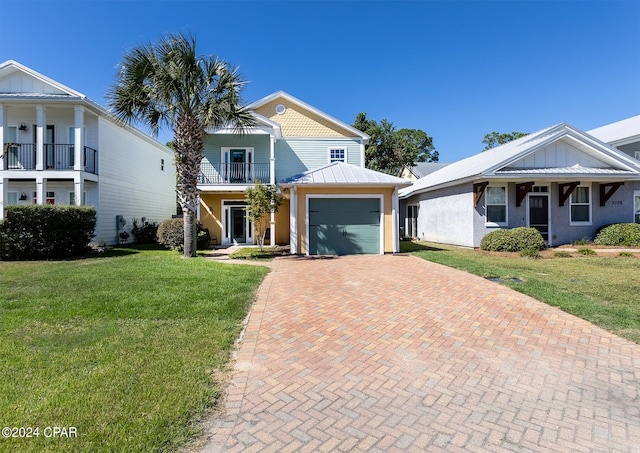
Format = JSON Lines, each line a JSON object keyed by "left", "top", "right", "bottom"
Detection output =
{"left": 228, "top": 246, "right": 290, "bottom": 261}
{"left": 401, "top": 241, "right": 640, "bottom": 344}
{"left": 0, "top": 245, "right": 269, "bottom": 452}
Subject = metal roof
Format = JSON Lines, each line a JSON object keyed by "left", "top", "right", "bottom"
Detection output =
{"left": 399, "top": 123, "right": 640, "bottom": 198}
{"left": 280, "top": 162, "right": 411, "bottom": 186}
{"left": 588, "top": 115, "right": 640, "bottom": 146}
{"left": 496, "top": 165, "right": 636, "bottom": 175}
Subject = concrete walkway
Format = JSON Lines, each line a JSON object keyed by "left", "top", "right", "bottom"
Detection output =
{"left": 200, "top": 254, "right": 640, "bottom": 452}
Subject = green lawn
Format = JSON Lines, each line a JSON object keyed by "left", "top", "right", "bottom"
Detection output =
{"left": 0, "top": 246, "right": 269, "bottom": 452}
{"left": 402, "top": 241, "right": 640, "bottom": 344}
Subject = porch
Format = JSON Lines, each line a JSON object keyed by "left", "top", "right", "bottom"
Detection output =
{"left": 3, "top": 143, "right": 98, "bottom": 174}
{"left": 199, "top": 161, "right": 270, "bottom": 185}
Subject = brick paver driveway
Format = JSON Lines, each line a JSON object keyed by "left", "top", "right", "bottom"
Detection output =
{"left": 201, "top": 254, "right": 640, "bottom": 452}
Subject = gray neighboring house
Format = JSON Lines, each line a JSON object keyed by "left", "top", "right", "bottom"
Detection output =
{"left": 399, "top": 121, "right": 640, "bottom": 247}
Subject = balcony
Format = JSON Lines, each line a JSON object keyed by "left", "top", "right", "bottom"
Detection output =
{"left": 199, "top": 161, "right": 270, "bottom": 185}
{"left": 2, "top": 143, "right": 98, "bottom": 174}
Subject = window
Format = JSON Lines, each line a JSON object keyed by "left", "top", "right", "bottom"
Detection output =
{"left": 486, "top": 186, "right": 507, "bottom": 224}
{"left": 46, "top": 191, "right": 56, "bottom": 205}
{"left": 634, "top": 191, "right": 640, "bottom": 224}
{"left": 7, "top": 192, "right": 18, "bottom": 205}
{"left": 161, "top": 158, "right": 165, "bottom": 171}
{"left": 570, "top": 186, "right": 591, "bottom": 224}
{"left": 406, "top": 205, "right": 418, "bottom": 238}
{"left": 532, "top": 186, "right": 548, "bottom": 193}
{"left": 69, "top": 192, "right": 87, "bottom": 206}
{"left": 329, "top": 148, "right": 346, "bottom": 163}
{"left": 635, "top": 151, "right": 640, "bottom": 161}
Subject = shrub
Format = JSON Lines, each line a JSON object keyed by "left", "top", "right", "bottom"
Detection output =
{"left": 619, "top": 252, "right": 634, "bottom": 257}
{"left": 572, "top": 237, "right": 592, "bottom": 246}
{"left": 0, "top": 205, "right": 96, "bottom": 260}
{"left": 131, "top": 218, "right": 159, "bottom": 244}
{"left": 594, "top": 223, "right": 640, "bottom": 246}
{"left": 157, "top": 218, "right": 210, "bottom": 252}
{"left": 480, "top": 227, "right": 546, "bottom": 252}
{"left": 520, "top": 248, "right": 542, "bottom": 259}
{"left": 554, "top": 251, "right": 572, "bottom": 258}
{"left": 578, "top": 248, "right": 596, "bottom": 256}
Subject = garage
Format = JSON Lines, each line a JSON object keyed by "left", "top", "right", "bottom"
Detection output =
{"left": 309, "top": 198, "right": 381, "bottom": 255}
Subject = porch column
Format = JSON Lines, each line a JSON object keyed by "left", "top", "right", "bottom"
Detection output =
{"left": 74, "top": 174, "right": 84, "bottom": 206}
{"left": 74, "top": 106, "right": 84, "bottom": 171}
{"left": 289, "top": 186, "right": 297, "bottom": 254}
{"left": 36, "top": 176, "right": 46, "bottom": 205}
{"left": 0, "top": 178, "right": 7, "bottom": 219}
{"left": 35, "top": 105, "right": 45, "bottom": 171}
{"left": 0, "top": 103, "right": 6, "bottom": 149}
{"left": 269, "top": 135, "right": 275, "bottom": 185}
{"left": 392, "top": 185, "right": 399, "bottom": 253}
{"left": 360, "top": 142, "right": 366, "bottom": 168}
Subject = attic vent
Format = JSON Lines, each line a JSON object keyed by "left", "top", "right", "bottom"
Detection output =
{"left": 275, "top": 104, "right": 286, "bottom": 115}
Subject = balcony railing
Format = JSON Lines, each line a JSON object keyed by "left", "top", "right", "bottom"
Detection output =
{"left": 199, "top": 161, "right": 270, "bottom": 185}
{"left": 2, "top": 143, "right": 97, "bottom": 174}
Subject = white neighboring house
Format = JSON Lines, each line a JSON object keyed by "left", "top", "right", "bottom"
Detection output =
{"left": 0, "top": 60, "right": 176, "bottom": 245}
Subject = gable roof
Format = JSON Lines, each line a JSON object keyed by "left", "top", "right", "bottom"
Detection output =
{"left": 280, "top": 162, "right": 410, "bottom": 186}
{"left": 0, "top": 59, "right": 86, "bottom": 99}
{"left": 587, "top": 114, "right": 640, "bottom": 147}
{"left": 399, "top": 123, "right": 640, "bottom": 198}
{"left": 400, "top": 162, "right": 450, "bottom": 179}
{"left": 248, "top": 91, "right": 369, "bottom": 143}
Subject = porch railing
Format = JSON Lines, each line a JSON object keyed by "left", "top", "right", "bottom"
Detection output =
{"left": 199, "top": 161, "right": 270, "bottom": 185}
{"left": 2, "top": 143, "right": 98, "bottom": 174}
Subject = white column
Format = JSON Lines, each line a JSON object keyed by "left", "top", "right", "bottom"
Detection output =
{"left": 74, "top": 174, "right": 83, "bottom": 206}
{"left": 392, "top": 185, "right": 399, "bottom": 253}
{"left": 36, "top": 105, "right": 45, "bottom": 171}
{"left": 289, "top": 186, "right": 297, "bottom": 254}
{"left": 0, "top": 103, "right": 6, "bottom": 152}
{"left": 360, "top": 142, "right": 366, "bottom": 167}
{"left": 0, "top": 178, "right": 7, "bottom": 219}
{"left": 74, "top": 106, "right": 84, "bottom": 171}
{"left": 269, "top": 135, "right": 276, "bottom": 185}
{"left": 36, "top": 177, "right": 46, "bottom": 205}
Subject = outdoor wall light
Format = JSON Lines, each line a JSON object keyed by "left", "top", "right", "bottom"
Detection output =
{"left": 19, "top": 192, "right": 28, "bottom": 201}
{"left": 19, "top": 123, "right": 27, "bottom": 131}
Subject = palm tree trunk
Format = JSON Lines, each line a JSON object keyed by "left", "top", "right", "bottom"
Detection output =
{"left": 175, "top": 114, "right": 204, "bottom": 258}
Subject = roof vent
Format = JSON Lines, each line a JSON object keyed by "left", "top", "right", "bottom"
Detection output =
{"left": 275, "top": 104, "right": 286, "bottom": 115}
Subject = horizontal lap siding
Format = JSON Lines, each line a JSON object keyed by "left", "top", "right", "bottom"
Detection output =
{"left": 97, "top": 118, "right": 176, "bottom": 244}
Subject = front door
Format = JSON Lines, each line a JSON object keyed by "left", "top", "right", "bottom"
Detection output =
{"left": 230, "top": 207, "right": 246, "bottom": 243}
{"left": 230, "top": 149, "right": 245, "bottom": 183}
{"left": 529, "top": 195, "right": 549, "bottom": 242}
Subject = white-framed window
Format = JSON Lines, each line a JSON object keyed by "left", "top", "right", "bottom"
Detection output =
{"left": 570, "top": 186, "right": 591, "bottom": 225}
{"left": 7, "top": 192, "right": 18, "bottom": 205}
{"left": 633, "top": 190, "right": 640, "bottom": 224}
{"left": 329, "top": 148, "right": 346, "bottom": 163}
{"left": 46, "top": 191, "right": 56, "bottom": 205}
{"left": 634, "top": 151, "right": 640, "bottom": 161}
{"left": 69, "top": 191, "right": 87, "bottom": 206}
{"left": 486, "top": 186, "right": 507, "bottom": 225}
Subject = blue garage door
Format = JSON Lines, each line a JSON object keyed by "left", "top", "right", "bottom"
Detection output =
{"left": 309, "top": 198, "right": 380, "bottom": 255}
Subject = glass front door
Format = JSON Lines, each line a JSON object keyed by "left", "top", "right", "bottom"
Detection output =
{"left": 230, "top": 207, "right": 246, "bottom": 243}
{"left": 230, "top": 150, "right": 246, "bottom": 183}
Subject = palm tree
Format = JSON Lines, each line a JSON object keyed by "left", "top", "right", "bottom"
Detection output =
{"left": 107, "top": 33, "right": 254, "bottom": 257}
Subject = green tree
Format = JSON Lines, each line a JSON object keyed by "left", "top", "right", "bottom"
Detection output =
{"left": 482, "top": 131, "right": 528, "bottom": 150}
{"left": 353, "top": 113, "right": 438, "bottom": 174}
{"left": 245, "top": 180, "right": 283, "bottom": 251}
{"left": 107, "top": 33, "right": 254, "bottom": 257}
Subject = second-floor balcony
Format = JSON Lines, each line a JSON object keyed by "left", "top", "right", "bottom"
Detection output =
{"left": 199, "top": 161, "right": 270, "bottom": 185}
{"left": 2, "top": 143, "right": 98, "bottom": 174}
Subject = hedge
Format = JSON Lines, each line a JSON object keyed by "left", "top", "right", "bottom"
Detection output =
{"left": 594, "top": 223, "right": 640, "bottom": 246}
{"left": 480, "top": 227, "right": 546, "bottom": 252}
{"left": 0, "top": 205, "right": 96, "bottom": 260}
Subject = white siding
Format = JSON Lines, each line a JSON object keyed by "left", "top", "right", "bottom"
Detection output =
{"left": 0, "top": 72, "right": 67, "bottom": 95}
{"left": 97, "top": 117, "right": 176, "bottom": 244}
{"left": 508, "top": 139, "right": 607, "bottom": 169}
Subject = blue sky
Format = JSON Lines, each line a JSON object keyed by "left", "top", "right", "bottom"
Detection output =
{"left": 1, "top": 0, "right": 638, "bottom": 162}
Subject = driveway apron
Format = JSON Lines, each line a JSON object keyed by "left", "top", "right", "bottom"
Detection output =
{"left": 201, "top": 254, "right": 640, "bottom": 452}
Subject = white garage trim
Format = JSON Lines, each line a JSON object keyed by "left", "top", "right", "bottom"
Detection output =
{"left": 305, "top": 194, "right": 384, "bottom": 255}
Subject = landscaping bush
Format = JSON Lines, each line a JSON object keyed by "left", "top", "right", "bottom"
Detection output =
{"left": 157, "top": 217, "right": 210, "bottom": 252}
{"left": 0, "top": 205, "right": 96, "bottom": 260}
{"left": 480, "top": 227, "right": 546, "bottom": 252}
{"left": 131, "top": 218, "right": 159, "bottom": 244}
{"left": 594, "top": 223, "right": 640, "bottom": 246}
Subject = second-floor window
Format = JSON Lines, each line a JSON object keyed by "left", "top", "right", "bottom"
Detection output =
{"left": 329, "top": 148, "right": 346, "bottom": 163}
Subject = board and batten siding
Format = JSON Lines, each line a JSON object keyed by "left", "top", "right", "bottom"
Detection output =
{"left": 96, "top": 117, "right": 176, "bottom": 244}
{"left": 507, "top": 139, "right": 609, "bottom": 169}
{"left": 275, "top": 138, "right": 363, "bottom": 181}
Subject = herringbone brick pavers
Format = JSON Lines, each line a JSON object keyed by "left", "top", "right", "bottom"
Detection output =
{"left": 200, "top": 254, "right": 640, "bottom": 452}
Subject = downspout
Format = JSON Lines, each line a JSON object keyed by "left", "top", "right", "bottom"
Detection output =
{"left": 392, "top": 185, "right": 399, "bottom": 253}
{"left": 270, "top": 135, "right": 276, "bottom": 245}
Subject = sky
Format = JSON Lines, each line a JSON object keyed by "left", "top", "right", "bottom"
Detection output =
{"left": 0, "top": 0, "right": 639, "bottom": 162}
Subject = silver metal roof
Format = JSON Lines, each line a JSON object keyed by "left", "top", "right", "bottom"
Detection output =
{"left": 281, "top": 162, "right": 411, "bottom": 186}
